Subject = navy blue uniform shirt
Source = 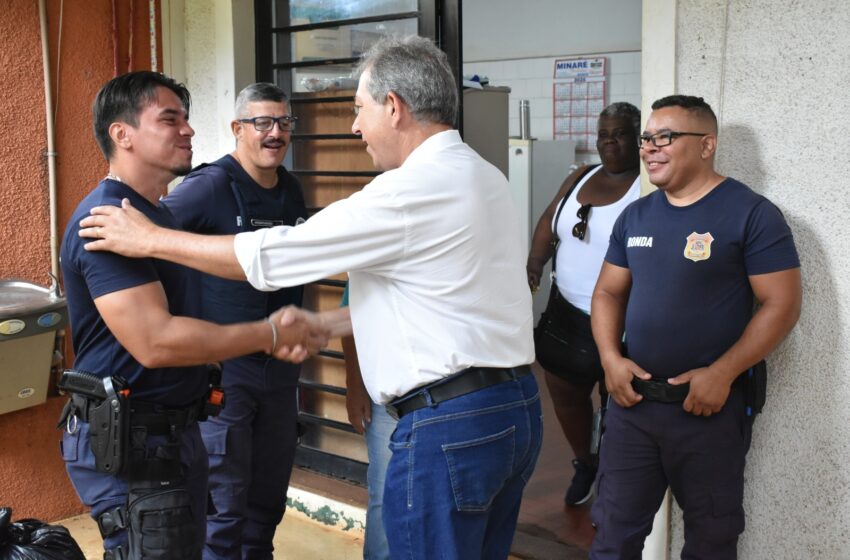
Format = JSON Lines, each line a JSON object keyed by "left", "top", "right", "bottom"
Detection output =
{"left": 162, "top": 155, "right": 306, "bottom": 323}
{"left": 605, "top": 178, "right": 800, "bottom": 378}
{"left": 163, "top": 156, "right": 306, "bottom": 383}
{"left": 61, "top": 179, "right": 207, "bottom": 405}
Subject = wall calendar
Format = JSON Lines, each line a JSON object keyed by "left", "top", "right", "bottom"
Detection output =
{"left": 553, "top": 57, "right": 607, "bottom": 152}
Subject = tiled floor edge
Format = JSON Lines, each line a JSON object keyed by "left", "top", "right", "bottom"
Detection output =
{"left": 285, "top": 486, "right": 367, "bottom": 534}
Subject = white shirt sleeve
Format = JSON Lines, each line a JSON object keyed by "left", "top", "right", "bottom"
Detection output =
{"left": 233, "top": 185, "right": 407, "bottom": 291}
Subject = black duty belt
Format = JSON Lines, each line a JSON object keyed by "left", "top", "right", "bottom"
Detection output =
{"left": 386, "top": 366, "right": 533, "bottom": 420}
{"left": 129, "top": 400, "right": 204, "bottom": 435}
{"left": 630, "top": 378, "right": 690, "bottom": 403}
{"left": 631, "top": 371, "right": 748, "bottom": 403}
{"left": 69, "top": 394, "right": 203, "bottom": 435}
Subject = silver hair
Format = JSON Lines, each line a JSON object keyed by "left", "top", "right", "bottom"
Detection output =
{"left": 355, "top": 35, "right": 458, "bottom": 126}
{"left": 599, "top": 102, "right": 641, "bottom": 136}
{"left": 234, "top": 82, "right": 289, "bottom": 118}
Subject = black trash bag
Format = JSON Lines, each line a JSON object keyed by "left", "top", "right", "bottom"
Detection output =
{"left": 0, "top": 508, "right": 86, "bottom": 560}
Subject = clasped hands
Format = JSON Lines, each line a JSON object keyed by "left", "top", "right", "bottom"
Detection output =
{"left": 267, "top": 306, "right": 331, "bottom": 363}
{"left": 603, "top": 355, "right": 732, "bottom": 417}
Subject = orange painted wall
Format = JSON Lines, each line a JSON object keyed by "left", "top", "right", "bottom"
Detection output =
{"left": 0, "top": 0, "right": 162, "bottom": 521}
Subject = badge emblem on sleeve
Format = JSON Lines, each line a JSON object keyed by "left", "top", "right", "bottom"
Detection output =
{"left": 684, "top": 232, "right": 714, "bottom": 262}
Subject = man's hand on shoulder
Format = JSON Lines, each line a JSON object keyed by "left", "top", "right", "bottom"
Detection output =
{"left": 603, "top": 355, "right": 651, "bottom": 408}
{"left": 668, "top": 367, "right": 732, "bottom": 417}
{"left": 79, "top": 198, "right": 158, "bottom": 258}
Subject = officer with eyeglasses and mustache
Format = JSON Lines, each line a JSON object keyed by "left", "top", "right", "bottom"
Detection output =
{"left": 162, "top": 82, "right": 308, "bottom": 560}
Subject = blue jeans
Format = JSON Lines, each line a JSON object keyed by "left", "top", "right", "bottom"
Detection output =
{"left": 383, "top": 371, "right": 542, "bottom": 560}
{"left": 364, "top": 402, "right": 396, "bottom": 560}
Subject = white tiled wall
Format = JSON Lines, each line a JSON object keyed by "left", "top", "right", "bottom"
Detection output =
{"left": 463, "top": 50, "right": 641, "bottom": 164}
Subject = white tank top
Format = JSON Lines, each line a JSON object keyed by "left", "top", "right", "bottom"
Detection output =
{"left": 553, "top": 165, "right": 640, "bottom": 313}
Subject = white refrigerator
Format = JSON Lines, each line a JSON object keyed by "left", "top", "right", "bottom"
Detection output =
{"left": 508, "top": 138, "right": 577, "bottom": 321}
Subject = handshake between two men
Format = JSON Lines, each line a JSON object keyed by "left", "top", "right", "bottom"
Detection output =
{"left": 268, "top": 306, "right": 331, "bottom": 363}
{"left": 77, "top": 197, "right": 354, "bottom": 366}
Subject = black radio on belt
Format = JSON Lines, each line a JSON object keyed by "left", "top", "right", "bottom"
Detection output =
{"left": 59, "top": 370, "right": 130, "bottom": 475}
{"left": 200, "top": 362, "right": 226, "bottom": 421}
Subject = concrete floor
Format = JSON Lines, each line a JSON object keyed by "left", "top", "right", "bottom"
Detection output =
{"left": 61, "top": 509, "right": 366, "bottom": 560}
{"left": 60, "top": 511, "right": 534, "bottom": 559}
{"left": 516, "top": 367, "right": 597, "bottom": 553}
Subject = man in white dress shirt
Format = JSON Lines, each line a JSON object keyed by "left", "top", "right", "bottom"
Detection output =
{"left": 79, "top": 35, "right": 542, "bottom": 560}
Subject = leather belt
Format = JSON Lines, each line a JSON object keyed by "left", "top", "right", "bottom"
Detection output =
{"left": 386, "top": 366, "right": 533, "bottom": 420}
{"left": 631, "top": 372, "right": 747, "bottom": 403}
{"left": 631, "top": 378, "right": 690, "bottom": 403}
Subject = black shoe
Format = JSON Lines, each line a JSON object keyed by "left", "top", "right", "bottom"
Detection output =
{"left": 565, "top": 458, "right": 597, "bottom": 506}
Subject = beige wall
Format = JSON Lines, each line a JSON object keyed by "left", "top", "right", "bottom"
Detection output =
{"left": 645, "top": 1, "right": 850, "bottom": 557}
{"left": 173, "top": 0, "right": 255, "bottom": 167}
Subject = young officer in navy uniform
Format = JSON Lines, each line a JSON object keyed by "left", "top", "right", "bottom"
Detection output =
{"left": 60, "top": 72, "right": 322, "bottom": 560}
{"left": 589, "top": 95, "right": 802, "bottom": 559}
{"left": 162, "top": 82, "right": 307, "bottom": 560}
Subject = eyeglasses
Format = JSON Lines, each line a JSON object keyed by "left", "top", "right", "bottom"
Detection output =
{"left": 638, "top": 130, "right": 707, "bottom": 148}
{"left": 572, "top": 204, "right": 591, "bottom": 240}
{"left": 237, "top": 115, "right": 298, "bottom": 132}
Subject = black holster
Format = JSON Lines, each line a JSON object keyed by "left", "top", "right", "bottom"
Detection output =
{"left": 58, "top": 371, "right": 130, "bottom": 475}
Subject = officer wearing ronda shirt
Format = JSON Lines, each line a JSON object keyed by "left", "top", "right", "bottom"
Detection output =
{"left": 589, "top": 95, "right": 802, "bottom": 559}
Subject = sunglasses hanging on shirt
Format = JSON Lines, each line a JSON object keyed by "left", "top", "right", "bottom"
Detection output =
{"left": 572, "top": 204, "right": 592, "bottom": 240}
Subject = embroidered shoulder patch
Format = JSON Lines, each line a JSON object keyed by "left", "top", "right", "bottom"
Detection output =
{"left": 684, "top": 232, "right": 714, "bottom": 262}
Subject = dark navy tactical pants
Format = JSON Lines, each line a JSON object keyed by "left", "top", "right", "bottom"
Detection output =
{"left": 200, "top": 356, "right": 299, "bottom": 560}
{"left": 62, "top": 421, "right": 208, "bottom": 553}
{"left": 591, "top": 386, "right": 752, "bottom": 560}
{"left": 383, "top": 371, "right": 543, "bottom": 560}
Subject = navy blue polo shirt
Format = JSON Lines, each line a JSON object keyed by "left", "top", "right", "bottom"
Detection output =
{"left": 61, "top": 179, "right": 207, "bottom": 405}
{"left": 605, "top": 178, "right": 800, "bottom": 378}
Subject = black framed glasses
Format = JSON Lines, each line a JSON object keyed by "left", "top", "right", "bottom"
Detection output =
{"left": 237, "top": 115, "right": 298, "bottom": 132}
{"left": 572, "top": 204, "right": 592, "bottom": 240}
{"left": 638, "top": 130, "right": 707, "bottom": 148}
